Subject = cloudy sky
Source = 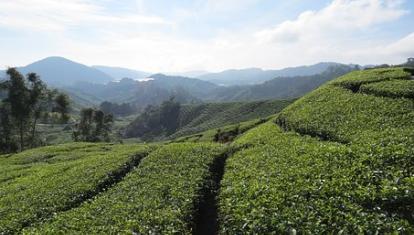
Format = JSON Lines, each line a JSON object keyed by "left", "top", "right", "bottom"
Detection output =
{"left": 0, "top": 0, "right": 413, "bottom": 72}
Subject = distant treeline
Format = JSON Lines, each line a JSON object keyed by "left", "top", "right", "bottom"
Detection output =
{"left": 99, "top": 101, "right": 137, "bottom": 117}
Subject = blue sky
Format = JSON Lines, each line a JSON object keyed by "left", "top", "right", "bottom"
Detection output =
{"left": 0, "top": 0, "right": 413, "bottom": 72}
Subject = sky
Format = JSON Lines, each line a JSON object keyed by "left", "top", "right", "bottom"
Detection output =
{"left": 0, "top": 0, "right": 413, "bottom": 73}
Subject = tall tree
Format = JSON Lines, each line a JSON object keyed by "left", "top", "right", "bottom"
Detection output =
{"left": 0, "top": 68, "right": 71, "bottom": 153}
{"left": 160, "top": 97, "right": 181, "bottom": 135}
{"left": 27, "top": 73, "right": 47, "bottom": 147}
{"left": 54, "top": 93, "right": 70, "bottom": 123}
{"left": 5, "top": 68, "right": 31, "bottom": 151}
{"left": 73, "top": 108, "right": 113, "bottom": 142}
{"left": 0, "top": 103, "right": 17, "bottom": 152}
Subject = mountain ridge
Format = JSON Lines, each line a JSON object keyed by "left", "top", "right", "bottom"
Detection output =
{"left": 198, "top": 62, "right": 353, "bottom": 86}
{"left": 92, "top": 65, "right": 150, "bottom": 81}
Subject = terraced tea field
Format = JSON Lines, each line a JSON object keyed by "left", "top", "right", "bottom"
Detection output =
{"left": 0, "top": 67, "right": 412, "bottom": 234}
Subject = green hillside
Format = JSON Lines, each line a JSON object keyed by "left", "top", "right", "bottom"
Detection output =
{"left": 1, "top": 67, "right": 413, "bottom": 233}
{"left": 125, "top": 99, "right": 292, "bottom": 140}
{"left": 220, "top": 67, "right": 414, "bottom": 233}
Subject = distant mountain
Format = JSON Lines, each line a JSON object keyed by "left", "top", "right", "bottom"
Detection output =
{"left": 92, "top": 65, "right": 150, "bottom": 81}
{"left": 15, "top": 57, "right": 114, "bottom": 86}
{"left": 207, "top": 64, "right": 357, "bottom": 101}
{"left": 65, "top": 74, "right": 217, "bottom": 111}
{"left": 1, "top": 57, "right": 361, "bottom": 112}
{"left": 165, "top": 70, "right": 210, "bottom": 78}
{"left": 198, "top": 62, "right": 349, "bottom": 86}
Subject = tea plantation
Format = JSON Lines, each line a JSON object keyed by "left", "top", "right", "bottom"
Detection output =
{"left": 0, "top": 67, "right": 412, "bottom": 234}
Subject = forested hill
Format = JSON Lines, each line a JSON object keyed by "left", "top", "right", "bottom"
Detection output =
{"left": 123, "top": 99, "right": 293, "bottom": 140}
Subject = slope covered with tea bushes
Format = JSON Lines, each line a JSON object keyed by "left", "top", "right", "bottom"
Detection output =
{"left": 26, "top": 143, "right": 226, "bottom": 234}
{"left": 0, "top": 143, "right": 153, "bottom": 234}
{"left": 219, "top": 67, "right": 414, "bottom": 233}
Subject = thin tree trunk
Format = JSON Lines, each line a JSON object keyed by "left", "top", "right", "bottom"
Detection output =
{"left": 31, "top": 115, "right": 38, "bottom": 148}
{"left": 19, "top": 119, "right": 24, "bottom": 152}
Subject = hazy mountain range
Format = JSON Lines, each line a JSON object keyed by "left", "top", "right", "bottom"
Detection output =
{"left": 91, "top": 65, "right": 151, "bottom": 81}
{"left": 0, "top": 56, "right": 359, "bottom": 111}
{"left": 197, "top": 62, "right": 352, "bottom": 86}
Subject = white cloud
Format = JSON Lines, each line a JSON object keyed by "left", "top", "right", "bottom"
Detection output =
{"left": 244, "top": 0, "right": 413, "bottom": 68}
{"left": 203, "top": 0, "right": 260, "bottom": 13}
{"left": 386, "top": 32, "right": 414, "bottom": 56}
{"left": 0, "top": 0, "right": 412, "bottom": 72}
{"left": 0, "top": 0, "right": 171, "bottom": 32}
{"left": 256, "top": 0, "right": 408, "bottom": 45}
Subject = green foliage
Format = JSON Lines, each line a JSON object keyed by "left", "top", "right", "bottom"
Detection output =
{"left": 124, "top": 98, "right": 182, "bottom": 140}
{"left": 331, "top": 67, "right": 410, "bottom": 92}
{"left": 1, "top": 67, "right": 412, "bottom": 233}
{"left": 0, "top": 69, "right": 71, "bottom": 153}
{"left": 25, "top": 143, "right": 226, "bottom": 234}
{"left": 174, "top": 117, "right": 270, "bottom": 143}
{"left": 171, "top": 100, "right": 292, "bottom": 138}
{"left": 0, "top": 103, "right": 18, "bottom": 152}
{"left": 0, "top": 143, "right": 152, "bottom": 234}
{"left": 125, "top": 99, "right": 292, "bottom": 140}
{"left": 99, "top": 101, "right": 136, "bottom": 117}
{"left": 277, "top": 71, "right": 413, "bottom": 145}
{"left": 219, "top": 121, "right": 413, "bottom": 234}
{"left": 54, "top": 93, "right": 71, "bottom": 123}
{"left": 218, "top": 68, "right": 413, "bottom": 233}
{"left": 360, "top": 79, "right": 414, "bottom": 99}
{"left": 73, "top": 108, "right": 114, "bottom": 142}
{"left": 160, "top": 97, "right": 181, "bottom": 135}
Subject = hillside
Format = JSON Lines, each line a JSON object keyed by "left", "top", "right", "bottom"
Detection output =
{"left": 219, "top": 67, "right": 414, "bottom": 233}
{"left": 1, "top": 67, "right": 413, "bottom": 234}
{"left": 123, "top": 99, "right": 292, "bottom": 140}
{"left": 149, "top": 74, "right": 219, "bottom": 98}
{"left": 198, "top": 62, "right": 348, "bottom": 86}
